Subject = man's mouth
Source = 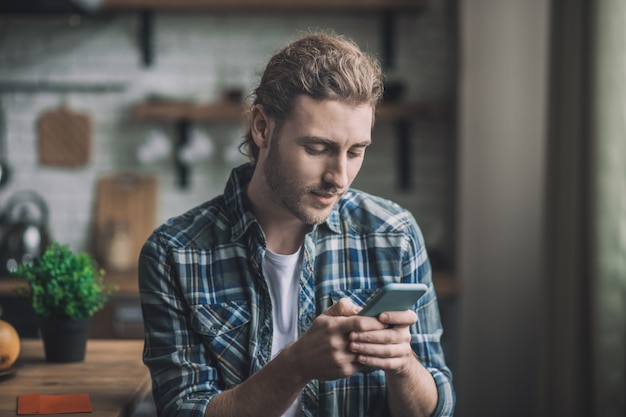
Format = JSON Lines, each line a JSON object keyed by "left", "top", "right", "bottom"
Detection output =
{"left": 311, "top": 191, "right": 338, "bottom": 206}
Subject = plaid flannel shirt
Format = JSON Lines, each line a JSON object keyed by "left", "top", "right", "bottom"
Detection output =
{"left": 139, "top": 163, "right": 455, "bottom": 417}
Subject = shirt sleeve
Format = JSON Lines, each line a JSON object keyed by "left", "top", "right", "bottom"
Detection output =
{"left": 402, "top": 213, "right": 456, "bottom": 417}
{"left": 138, "top": 232, "right": 217, "bottom": 417}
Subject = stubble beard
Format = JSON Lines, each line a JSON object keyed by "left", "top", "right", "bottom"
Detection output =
{"left": 264, "top": 135, "right": 337, "bottom": 226}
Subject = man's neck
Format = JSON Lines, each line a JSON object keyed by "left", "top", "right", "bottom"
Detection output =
{"left": 245, "top": 173, "right": 309, "bottom": 255}
{"left": 266, "top": 232, "right": 306, "bottom": 255}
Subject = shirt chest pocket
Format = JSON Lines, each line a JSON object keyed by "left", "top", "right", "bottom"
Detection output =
{"left": 190, "top": 301, "right": 252, "bottom": 386}
{"left": 330, "top": 288, "right": 378, "bottom": 309}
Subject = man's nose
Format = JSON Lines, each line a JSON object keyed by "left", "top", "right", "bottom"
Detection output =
{"left": 323, "top": 155, "right": 349, "bottom": 190}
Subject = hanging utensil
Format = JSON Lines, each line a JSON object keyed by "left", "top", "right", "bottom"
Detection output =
{"left": 0, "top": 102, "right": 12, "bottom": 188}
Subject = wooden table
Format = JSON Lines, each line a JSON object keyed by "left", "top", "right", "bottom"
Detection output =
{"left": 0, "top": 339, "right": 151, "bottom": 417}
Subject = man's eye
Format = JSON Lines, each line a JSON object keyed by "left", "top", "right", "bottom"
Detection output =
{"left": 349, "top": 148, "right": 366, "bottom": 158}
{"left": 305, "top": 146, "right": 326, "bottom": 155}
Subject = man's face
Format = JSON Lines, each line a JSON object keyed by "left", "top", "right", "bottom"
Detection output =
{"left": 261, "top": 95, "right": 373, "bottom": 225}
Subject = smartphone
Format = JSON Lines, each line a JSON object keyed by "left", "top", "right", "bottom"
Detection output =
{"left": 358, "top": 283, "right": 428, "bottom": 317}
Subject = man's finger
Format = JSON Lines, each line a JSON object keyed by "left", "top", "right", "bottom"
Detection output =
{"left": 326, "top": 297, "right": 361, "bottom": 317}
{"left": 377, "top": 310, "right": 418, "bottom": 326}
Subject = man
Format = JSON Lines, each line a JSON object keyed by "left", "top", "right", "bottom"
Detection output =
{"left": 139, "top": 31, "right": 455, "bottom": 417}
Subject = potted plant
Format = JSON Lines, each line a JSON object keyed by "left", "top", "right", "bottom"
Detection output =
{"left": 13, "top": 241, "right": 116, "bottom": 363}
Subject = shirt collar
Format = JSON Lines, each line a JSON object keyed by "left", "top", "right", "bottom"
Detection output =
{"left": 324, "top": 203, "right": 342, "bottom": 234}
{"left": 224, "top": 163, "right": 258, "bottom": 242}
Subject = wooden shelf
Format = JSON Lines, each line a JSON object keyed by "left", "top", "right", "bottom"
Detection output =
{"left": 0, "top": 278, "right": 23, "bottom": 296}
{"left": 102, "top": 271, "right": 141, "bottom": 295}
{"left": 102, "top": 0, "right": 427, "bottom": 76}
{"left": 130, "top": 100, "right": 451, "bottom": 124}
{"left": 132, "top": 100, "right": 246, "bottom": 122}
{"left": 102, "top": 0, "right": 426, "bottom": 12}
{"left": 0, "top": 271, "right": 140, "bottom": 297}
{"left": 377, "top": 101, "right": 452, "bottom": 122}
{"left": 130, "top": 98, "right": 451, "bottom": 189}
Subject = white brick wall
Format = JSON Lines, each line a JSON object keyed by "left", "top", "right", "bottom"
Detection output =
{"left": 0, "top": 1, "right": 457, "bottom": 265}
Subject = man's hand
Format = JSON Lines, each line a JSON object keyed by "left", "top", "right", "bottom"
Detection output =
{"left": 284, "top": 298, "right": 418, "bottom": 382}
{"left": 344, "top": 305, "right": 438, "bottom": 417}
{"left": 282, "top": 298, "right": 386, "bottom": 382}
{"left": 280, "top": 298, "right": 437, "bottom": 417}
{"left": 348, "top": 309, "right": 418, "bottom": 375}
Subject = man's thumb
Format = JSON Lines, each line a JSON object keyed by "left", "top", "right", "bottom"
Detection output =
{"left": 326, "top": 297, "right": 361, "bottom": 317}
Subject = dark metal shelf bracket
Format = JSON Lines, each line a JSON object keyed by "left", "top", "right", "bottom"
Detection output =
{"left": 139, "top": 9, "right": 154, "bottom": 67}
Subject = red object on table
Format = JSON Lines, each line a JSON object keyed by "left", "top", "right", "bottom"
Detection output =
{"left": 17, "top": 392, "right": 93, "bottom": 415}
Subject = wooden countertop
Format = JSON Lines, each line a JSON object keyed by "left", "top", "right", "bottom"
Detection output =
{"left": 1, "top": 270, "right": 458, "bottom": 299}
{"left": 0, "top": 339, "right": 151, "bottom": 417}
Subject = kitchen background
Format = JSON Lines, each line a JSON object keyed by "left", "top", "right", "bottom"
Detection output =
{"left": 0, "top": 1, "right": 459, "bottom": 416}
{"left": 0, "top": 3, "right": 456, "bottom": 258}
{"left": 3, "top": 1, "right": 625, "bottom": 417}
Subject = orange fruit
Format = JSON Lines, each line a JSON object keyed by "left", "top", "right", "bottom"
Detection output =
{"left": 0, "top": 319, "right": 20, "bottom": 371}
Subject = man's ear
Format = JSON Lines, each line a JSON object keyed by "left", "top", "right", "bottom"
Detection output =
{"left": 250, "top": 105, "right": 272, "bottom": 149}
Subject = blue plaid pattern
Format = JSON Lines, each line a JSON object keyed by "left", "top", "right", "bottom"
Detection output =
{"left": 139, "top": 163, "right": 455, "bottom": 417}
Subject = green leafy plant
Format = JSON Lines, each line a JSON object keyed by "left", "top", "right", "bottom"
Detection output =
{"left": 13, "top": 241, "right": 117, "bottom": 320}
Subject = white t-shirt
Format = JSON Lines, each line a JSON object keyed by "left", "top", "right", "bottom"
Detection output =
{"left": 263, "top": 247, "right": 303, "bottom": 417}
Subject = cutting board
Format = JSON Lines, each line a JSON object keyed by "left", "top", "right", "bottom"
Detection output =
{"left": 92, "top": 174, "right": 157, "bottom": 273}
{"left": 38, "top": 105, "right": 92, "bottom": 167}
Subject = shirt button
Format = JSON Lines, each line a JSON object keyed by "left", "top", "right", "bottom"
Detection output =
{"left": 209, "top": 324, "right": 220, "bottom": 335}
